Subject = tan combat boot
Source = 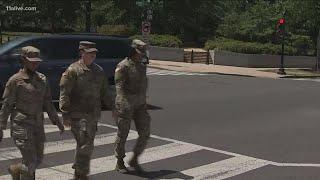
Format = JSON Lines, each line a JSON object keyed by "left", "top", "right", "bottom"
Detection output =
{"left": 76, "top": 174, "right": 89, "bottom": 180}
{"left": 115, "top": 159, "right": 128, "bottom": 173}
{"left": 73, "top": 169, "right": 89, "bottom": 180}
{"left": 129, "top": 156, "right": 145, "bottom": 173}
{"left": 8, "top": 163, "right": 22, "bottom": 180}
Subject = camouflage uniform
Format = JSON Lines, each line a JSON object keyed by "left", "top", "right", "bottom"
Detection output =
{"left": 114, "top": 39, "right": 151, "bottom": 170}
{"left": 0, "top": 46, "right": 62, "bottom": 180}
{"left": 59, "top": 41, "right": 114, "bottom": 177}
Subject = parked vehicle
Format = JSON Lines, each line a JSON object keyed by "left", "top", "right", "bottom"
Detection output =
{"left": 0, "top": 34, "right": 131, "bottom": 102}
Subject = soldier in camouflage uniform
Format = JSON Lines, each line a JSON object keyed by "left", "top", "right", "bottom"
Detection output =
{"left": 0, "top": 46, "right": 64, "bottom": 180}
{"left": 59, "top": 41, "right": 115, "bottom": 180}
{"left": 114, "top": 39, "right": 151, "bottom": 173}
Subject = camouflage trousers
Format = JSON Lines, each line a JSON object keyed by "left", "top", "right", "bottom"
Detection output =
{"left": 11, "top": 122, "right": 45, "bottom": 180}
{"left": 114, "top": 103, "right": 151, "bottom": 159}
{"left": 71, "top": 118, "right": 97, "bottom": 176}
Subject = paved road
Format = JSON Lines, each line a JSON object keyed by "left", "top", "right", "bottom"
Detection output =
{"left": 1, "top": 68, "right": 320, "bottom": 179}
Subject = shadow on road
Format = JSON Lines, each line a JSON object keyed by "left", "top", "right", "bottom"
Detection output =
{"left": 125, "top": 170, "right": 193, "bottom": 179}
{"left": 147, "top": 104, "right": 163, "bottom": 110}
{"left": 54, "top": 103, "right": 164, "bottom": 112}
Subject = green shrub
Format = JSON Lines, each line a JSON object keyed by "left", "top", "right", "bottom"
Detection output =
{"left": 205, "top": 38, "right": 298, "bottom": 56}
{"left": 289, "top": 35, "right": 314, "bottom": 55}
{"left": 130, "top": 34, "right": 182, "bottom": 48}
{"left": 97, "top": 25, "right": 136, "bottom": 36}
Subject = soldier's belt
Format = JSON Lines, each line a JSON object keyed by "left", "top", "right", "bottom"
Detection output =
{"left": 11, "top": 109, "right": 43, "bottom": 125}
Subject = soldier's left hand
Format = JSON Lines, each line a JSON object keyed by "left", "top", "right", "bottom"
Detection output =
{"left": 112, "top": 109, "right": 118, "bottom": 119}
{"left": 0, "top": 130, "right": 3, "bottom": 142}
{"left": 57, "top": 121, "right": 65, "bottom": 134}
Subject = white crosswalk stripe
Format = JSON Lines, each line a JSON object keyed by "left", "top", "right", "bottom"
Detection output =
{"left": 2, "top": 124, "right": 59, "bottom": 139}
{"left": 0, "top": 118, "right": 276, "bottom": 180}
{"left": 34, "top": 143, "right": 201, "bottom": 180}
{"left": 147, "top": 68, "right": 208, "bottom": 76}
{"left": 293, "top": 78, "right": 320, "bottom": 82}
{"left": 0, "top": 131, "right": 138, "bottom": 161}
{"left": 167, "top": 156, "right": 269, "bottom": 180}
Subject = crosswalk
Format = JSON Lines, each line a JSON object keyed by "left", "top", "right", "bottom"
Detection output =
{"left": 290, "top": 78, "right": 320, "bottom": 82}
{"left": 147, "top": 68, "right": 209, "bottom": 76}
{"left": 0, "top": 116, "right": 272, "bottom": 180}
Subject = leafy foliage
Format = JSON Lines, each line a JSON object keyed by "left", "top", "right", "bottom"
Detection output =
{"left": 97, "top": 25, "right": 136, "bottom": 36}
{"left": 205, "top": 38, "right": 299, "bottom": 56}
{"left": 130, "top": 34, "right": 182, "bottom": 48}
{"left": 1, "top": 0, "right": 320, "bottom": 52}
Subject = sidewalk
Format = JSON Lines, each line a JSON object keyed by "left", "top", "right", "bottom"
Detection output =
{"left": 148, "top": 60, "right": 283, "bottom": 79}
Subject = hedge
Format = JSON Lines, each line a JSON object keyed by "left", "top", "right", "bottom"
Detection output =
{"left": 97, "top": 25, "right": 136, "bottom": 36}
{"left": 289, "top": 35, "right": 315, "bottom": 56}
{"left": 205, "top": 38, "right": 300, "bottom": 56}
{"left": 129, "top": 34, "right": 182, "bottom": 48}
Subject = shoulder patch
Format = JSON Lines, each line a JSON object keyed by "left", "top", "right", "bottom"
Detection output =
{"left": 115, "top": 67, "right": 121, "bottom": 73}
{"left": 62, "top": 72, "right": 68, "bottom": 77}
{"left": 9, "top": 73, "right": 21, "bottom": 81}
{"left": 37, "top": 72, "right": 46, "bottom": 80}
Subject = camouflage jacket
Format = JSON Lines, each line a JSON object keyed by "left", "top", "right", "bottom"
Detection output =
{"left": 59, "top": 60, "right": 114, "bottom": 119}
{"left": 0, "top": 69, "right": 59, "bottom": 130}
{"left": 115, "top": 58, "right": 148, "bottom": 106}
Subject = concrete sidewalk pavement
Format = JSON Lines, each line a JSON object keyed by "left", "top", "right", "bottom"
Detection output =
{"left": 148, "top": 60, "right": 283, "bottom": 79}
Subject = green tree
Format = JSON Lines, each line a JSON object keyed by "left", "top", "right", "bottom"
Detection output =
{"left": 156, "top": 0, "right": 225, "bottom": 45}
{"left": 217, "top": 0, "right": 283, "bottom": 43}
{"left": 92, "top": 0, "right": 125, "bottom": 26}
{"left": 284, "top": 0, "right": 320, "bottom": 46}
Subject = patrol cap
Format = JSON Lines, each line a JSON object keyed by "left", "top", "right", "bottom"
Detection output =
{"left": 131, "top": 39, "right": 147, "bottom": 54}
{"left": 21, "top": 46, "right": 42, "bottom": 62}
{"left": 79, "top": 41, "right": 98, "bottom": 53}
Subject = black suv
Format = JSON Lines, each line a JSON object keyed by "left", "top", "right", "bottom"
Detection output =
{"left": 0, "top": 34, "right": 131, "bottom": 102}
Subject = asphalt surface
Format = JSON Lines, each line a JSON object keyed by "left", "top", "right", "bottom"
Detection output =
{"left": 136, "top": 74, "right": 320, "bottom": 162}
{"left": 1, "top": 69, "right": 320, "bottom": 179}
{"left": 103, "top": 73, "right": 320, "bottom": 179}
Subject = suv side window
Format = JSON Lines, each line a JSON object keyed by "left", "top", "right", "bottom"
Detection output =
{"left": 8, "top": 47, "right": 20, "bottom": 55}
{"left": 13, "top": 39, "right": 52, "bottom": 60}
{"left": 13, "top": 38, "right": 78, "bottom": 61}
{"left": 0, "top": 39, "right": 47, "bottom": 64}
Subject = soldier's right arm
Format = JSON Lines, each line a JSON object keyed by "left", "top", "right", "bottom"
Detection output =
{"left": 59, "top": 68, "right": 76, "bottom": 120}
{"left": 114, "top": 64, "right": 127, "bottom": 96}
{"left": 0, "top": 78, "right": 17, "bottom": 130}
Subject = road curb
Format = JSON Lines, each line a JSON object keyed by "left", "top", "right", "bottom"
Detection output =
{"left": 279, "top": 75, "right": 320, "bottom": 79}
{"left": 148, "top": 65, "right": 255, "bottom": 78}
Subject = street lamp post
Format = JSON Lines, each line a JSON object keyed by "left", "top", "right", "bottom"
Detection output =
{"left": 277, "top": 32, "right": 286, "bottom": 75}
{"left": 277, "top": 13, "right": 286, "bottom": 75}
